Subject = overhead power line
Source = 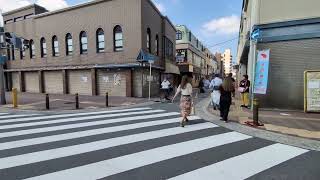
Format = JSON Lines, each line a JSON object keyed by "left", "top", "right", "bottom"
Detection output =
{"left": 207, "top": 37, "right": 239, "bottom": 48}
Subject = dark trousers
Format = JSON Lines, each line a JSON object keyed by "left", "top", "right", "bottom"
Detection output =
{"left": 220, "top": 96, "right": 231, "bottom": 121}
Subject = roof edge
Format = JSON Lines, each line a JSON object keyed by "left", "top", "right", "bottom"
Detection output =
{"left": 2, "top": 4, "right": 47, "bottom": 16}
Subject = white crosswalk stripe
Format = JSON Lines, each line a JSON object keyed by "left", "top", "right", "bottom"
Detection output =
{"left": 0, "top": 107, "right": 311, "bottom": 180}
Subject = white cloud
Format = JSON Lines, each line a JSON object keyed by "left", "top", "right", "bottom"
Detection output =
{"left": 36, "top": 0, "right": 68, "bottom": 11}
{"left": 202, "top": 15, "right": 240, "bottom": 36}
{"left": 154, "top": 2, "right": 165, "bottom": 13}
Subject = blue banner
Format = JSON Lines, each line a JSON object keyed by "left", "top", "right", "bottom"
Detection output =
{"left": 253, "top": 49, "right": 270, "bottom": 94}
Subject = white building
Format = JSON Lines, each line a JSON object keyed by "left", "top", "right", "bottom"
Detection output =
{"left": 222, "top": 49, "right": 232, "bottom": 75}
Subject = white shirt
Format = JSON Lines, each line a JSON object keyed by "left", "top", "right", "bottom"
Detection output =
{"left": 177, "top": 83, "right": 193, "bottom": 96}
{"left": 203, "top": 79, "right": 211, "bottom": 88}
{"left": 161, "top": 80, "right": 171, "bottom": 89}
{"left": 209, "top": 77, "right": 223, "bottom": 89}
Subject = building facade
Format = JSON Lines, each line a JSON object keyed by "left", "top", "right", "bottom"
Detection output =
{"left": 175, "top": 25, "right": 214, "bottom": 86}
{"left": 237, "top": 0, "right": 320, "bottom": 109}
{"left": 222, "top": 49, "right": 232, "bottom": 75}
{"left": 2, "top": 0, "right": 177, "bottom": 97}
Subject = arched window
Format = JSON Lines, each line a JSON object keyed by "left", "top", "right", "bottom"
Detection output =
{"left": 155, "top": 35, "right": 159, "bottom": 56}
{"left": 113, "top": 25, "right": 123, "bottom": 52}
{"left": 66, "top": 33, "right": 73, "bottom": 56}
{"left": 80, "top": 31, "right": 88, "bottom": 54}
{"left": 52, "top": 36, "right": 59, "bottom": 57}
{"left": 176, "top": 30, "right": 182, "bottom": 40}
{"left": 29, "top": 40, "right": 35, "bottom": 58}
{"left": 147, "top": 28, "right": 151, "bottom": 53}
{"left": 40, "top": 38, "right": 47, "bottom": 58}
{"left": 96, "top": 28, "right": 105, "bottom": 53}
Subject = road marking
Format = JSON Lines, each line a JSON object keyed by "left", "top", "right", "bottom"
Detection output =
{"left": 0, "top": 116, "right": 201, "bottom": 151}
{"left": 0, "top": 113, "right": 9, "bottom": 115}
{"left": 0, "top": 112, "right": 179, "bottom": 138}
{"left": 26, "top": 132, "right": 251, "bottom": 180}
{"left": 169, "top": 144, "right": 309, "bottom": 180}
{"left": 0, "top": 122, "right": 217, "bottom": 170}
{"left": 0, "top": 114, "right": 39, "bottom": 120}
{"left": 0, "top": 110, "right": 164, "bottom": 130}
{"left": 0, "top": 107, "right": 151, "bottom": 124}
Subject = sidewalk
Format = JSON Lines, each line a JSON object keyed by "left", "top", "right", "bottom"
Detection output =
{"left": 0, "top": 92, "right": 152, "bottom": 111}
{"left": 208, "top": 94, "right": 320, "bottom": 140}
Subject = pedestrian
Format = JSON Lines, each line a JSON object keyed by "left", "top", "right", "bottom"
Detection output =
{"left": 161, "top": 77, "right": 171, "bottom": 100}
{"left": 199, "top": 77, "right": 205, "bottom": 93}
{"left": 219, "top": 74, "right": 235, "bottom": 122}
{"left": 172, "top": 75, "right": 193, "bottom": 127}
{"left": 209, "top": 74, "right": 223, "bottom": 110}
{"left": 238, "top": 75, "right": 250, "bottom": 108}
{"left": 203, "top": 76, "right": 211, "bottom": 93}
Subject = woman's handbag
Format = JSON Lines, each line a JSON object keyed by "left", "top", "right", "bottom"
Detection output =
{"left": 238, "top": 87, "right": 245, "bottom": 93}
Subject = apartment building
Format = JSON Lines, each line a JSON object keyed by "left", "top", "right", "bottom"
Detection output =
{"left": 237, "top": 0, "right": 320, "bottom": 109}
{"left": 175, "top": 25, "right": 214, "bottom": 86}
{"left": 222, "top": 49, "right": 232, "bottom": 75}
{"left": 2, "top": 0, "right": 177, "bottom": 97}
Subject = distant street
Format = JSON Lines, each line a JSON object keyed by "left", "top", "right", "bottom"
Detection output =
{"left": 0, "top": 104, "right": 319, "bottom": 180}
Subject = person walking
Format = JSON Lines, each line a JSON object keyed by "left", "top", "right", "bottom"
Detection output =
{"left": 203, "top": 76, "right": 211, "bottom": 93}
{"left": 219, "top": 74, "right": 235, "bottom": 123}
{"left": 209, "top": 74, "right": 223, "bottom": 110}
{"left": 161, "top": 78, "right": 171, "bottom": 100}
{"left": 172, "top": 75, "right": 193, "bottom": 127}
{"left": 239, "top": 75, "right": 250, "bottom": 108}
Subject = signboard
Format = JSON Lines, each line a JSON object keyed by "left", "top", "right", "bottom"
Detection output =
{"left": 253, "top": 49, "right": 270, "bottom": 94}
{"left": 304, "top": 71, "right": 320, "bottom": 112}
{"left": 0, "top": 55, "right": 7, "bottom": 64}
{"left": 176, "top": 49, "right": 187, "bottom": 63}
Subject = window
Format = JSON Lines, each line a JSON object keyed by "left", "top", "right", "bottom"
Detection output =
{"left": 188, "top": 32, "right": 192, "bottom": 41}
{"left": 14, "top": 16, "right": 24, "bottom": 22}
{"left": 155, "top": 35, "right": 159, "bottom": 56}
{"left": 163, "top": 36, "right": 173, "bottom": 60}
{"left": 147, "top": 28, "right": 151, "bottom": 53}
{"left": 80, "top": 31, "right": 88, "bottom": 54}
{"left": 176, "top": 30, "right": 182, "bottom": 40}
{"left": 4, "top": 19, "right": 13, "bottom": 24}
{"left": 20, "top": 47, "right": 25, "bottom": 60}
{"left": 40, "top": 38, "right": 47, "bottom": 58}
{"left": 96, "top": 28, "right": 105, "bottom": 53}
{"left": 52, "top": 36, "right": 59, "bottom": 57}
{"left": 196, "top": 39, "right": 199, "bottom": 48}
{"left": 7, "top": 46, "right": 11, "bottom": 60}
{"left": 66, "top": 33, "right": 73, "bottom": 56}
{"left": 29, "top": 40, "right": 35, "bottom": 58}
{"left": 24, "top": 14, "right": 34, "bottom": 19}
{"left": 114, "top": 25, "right": 123, "bottom": 52}
{"left": 11, "top": 45, "right": 15, "bottom": 60}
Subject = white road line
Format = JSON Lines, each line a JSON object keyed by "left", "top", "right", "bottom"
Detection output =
{"left": 169, "top": 144, "right": 309, "bottom": 180}
{"left": 0, "top": 112, "right": 179, "bottom": 138}
{"left": 0, "top": 116, "right": 201, "bottom": 151}
{"left": 0, "top": 110, "right": 164, "bottom": 130}
{"left": 26, "top": 131, "right": 251, "bottom": 180}
{"left": 0, "top": 122, "right": 217, "bottom": 170}
{"left": 0, "top": 114, "right": 39, "bottom": 120}
{"left": 0, "top": 113, "right": 9, "bottom": 115}
{"left": 0, "top": 107, "right": 151, "bottom": 124}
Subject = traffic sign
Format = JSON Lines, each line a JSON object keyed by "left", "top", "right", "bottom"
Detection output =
{"left": 251, "top": 29, "right": 261, "bottom": 41}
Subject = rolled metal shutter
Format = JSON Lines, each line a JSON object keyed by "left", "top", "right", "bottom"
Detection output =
{"left": 44, "top": 71, "right": 63, "bottom": 94}
{"left": 11, "top": 72, "right": 20, "bottom": 91}
{"left": 97, "top": 70, "right": 127, "bottom": 97}
{"left": 68, "top": 70, "right": 92, "bottom": 95}
{"left": 257, "top": 38, "right": 320, "bottom": 109}
{"left": 25, "top": 72, "right": 39, "bottom": 93}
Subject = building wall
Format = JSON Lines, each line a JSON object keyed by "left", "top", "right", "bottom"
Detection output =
{"left": 259, "top": 0, "right": 320, "bottom": 25}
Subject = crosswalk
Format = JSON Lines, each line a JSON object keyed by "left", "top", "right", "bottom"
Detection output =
{"left": 0, "top": 108, "right": 314, "bottom": 180}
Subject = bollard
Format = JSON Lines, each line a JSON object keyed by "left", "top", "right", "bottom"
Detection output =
{"left": 45, "top": 94, "right": 50, "bottom": 110}
{"left": 12, "top": 88, "right": 18, "bottom": 108}
{"left": 75, "top": 93, "right": 79, "bottom": 109}
{"left": 253, "top": 98, "right": 259, "bottom": 126}
{"left": 105, "top": 92, "right": 109, "bottom": 107}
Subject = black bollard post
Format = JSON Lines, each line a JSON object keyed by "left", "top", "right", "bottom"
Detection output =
{"left": 75, "top": 93, "right": 79, "bottom": 109}
{"left": 106, "top": 92, "right": 109, "bottom": 107}
{"left": 253, "top": 98, "right": 259, "bottom": 126}
{"left": 45, "top": 94, "right": 50, "bottom": 110}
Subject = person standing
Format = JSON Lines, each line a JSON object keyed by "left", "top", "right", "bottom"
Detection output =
{"left": 219, "top": 75, "right": 235, "bottom": 122}
{"left": 172, "top": 75, "right": 193, "bottom": 127}
{"left": 239, "top": 75, "right": 250, "bottom": 108}
{"left": 161, "top": 78, "right": 171, "bottom": 100}
{"left": 209, "top": 74, "right": 223, "bottom": 110}
{"left": 203, "top": 76, "right": 211, "bottom": 93}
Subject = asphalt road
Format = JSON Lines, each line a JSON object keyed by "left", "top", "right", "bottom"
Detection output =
{"left": 0, "top": 103, "right": 319, "bottom": 180}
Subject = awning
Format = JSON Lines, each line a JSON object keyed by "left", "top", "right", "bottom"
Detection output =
{"left": 164, "top": 61, "right": 180, "bottom": 75}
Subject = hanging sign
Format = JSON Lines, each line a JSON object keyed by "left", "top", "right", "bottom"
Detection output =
{"left": 304, "top": 71, "right": 320, "bottom": 112}
{"left": 253, "top": 49, "right": 270, "bottom": 94}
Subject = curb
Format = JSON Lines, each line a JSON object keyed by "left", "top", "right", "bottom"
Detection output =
{"left": 196, "top": 97, "right": 320, "bottom": 151}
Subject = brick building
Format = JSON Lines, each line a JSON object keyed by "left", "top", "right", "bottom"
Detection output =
{"left": 2, "top": 0, "right": 177, "bottom": 97}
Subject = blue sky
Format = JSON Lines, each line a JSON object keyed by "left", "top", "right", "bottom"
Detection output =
{"left": 1, "top": 0, "right": 242, "bottom": 61}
